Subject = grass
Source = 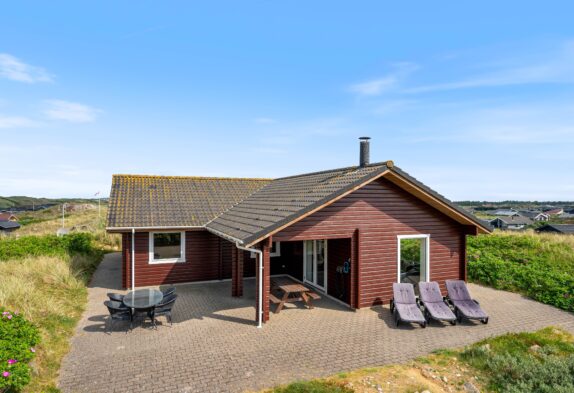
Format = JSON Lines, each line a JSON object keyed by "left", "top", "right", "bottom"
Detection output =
{"left": 9, "top": 205, "right": 120, "bottom": 251}
{"left": 468, "top": 230, "right": 574, "bottom": 311}
{"left": 262, "top": 327, "right": 574, "bottom": 393}
{"left": 0, "top": 226, "right": 105, "bottom": 392}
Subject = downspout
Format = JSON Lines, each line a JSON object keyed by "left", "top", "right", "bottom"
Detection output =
{"left": 131, "top": 228, "right": 135, "bottom": 291}
{"left": 235, "top": 243, "right": 263, "bottom": 328}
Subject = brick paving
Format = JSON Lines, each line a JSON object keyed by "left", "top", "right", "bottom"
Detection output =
{"left": 59, "top": 253, "right": 574, "bottom": 393}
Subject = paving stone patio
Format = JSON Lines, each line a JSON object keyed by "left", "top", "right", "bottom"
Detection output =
{"left": 59, "top": 253, "right": 574, "bottom": 393}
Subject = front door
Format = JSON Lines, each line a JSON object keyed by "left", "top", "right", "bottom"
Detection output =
{"left": 304, "top": 240, "right": 327, "bottom": 290}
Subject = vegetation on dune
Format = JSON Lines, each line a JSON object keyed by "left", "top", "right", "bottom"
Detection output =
{"left": 0, "top": 233, "right": 104, "bottom": 392}
{"left": 0, "top": 308, "right": 40, "bottom": 392}
{"left": 8, "top": 205, "right": 120, "bottom": 252}
{"left": 264, "top": 328, "right": 574, "bottom": 393}
{"left": 468, "top": 231, "right": 574, "bottom": 312}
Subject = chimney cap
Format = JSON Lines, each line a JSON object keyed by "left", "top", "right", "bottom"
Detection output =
{"left": 359, "top": 136, "right": 371, "bottom": 141}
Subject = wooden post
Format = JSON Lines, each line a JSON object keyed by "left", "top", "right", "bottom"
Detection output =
{"left": 237, "top": 249, "right": 244, "bottom": 297}
{"left": 231, "top": 247, "right": 238, "bottom": 297}
{"left": 256, "top": 238, "right": 271, "bottom": 324}
{"left": 350, "top": 229, "right": 361, "bottom": 309}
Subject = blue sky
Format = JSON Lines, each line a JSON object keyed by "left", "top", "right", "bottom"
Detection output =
{"left": 1, "top": 1, "right": 573, "bottom": 201}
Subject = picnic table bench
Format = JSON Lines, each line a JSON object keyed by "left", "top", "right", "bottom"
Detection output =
{"left": 270, "top": 277, "right": 321, "bottom": 313}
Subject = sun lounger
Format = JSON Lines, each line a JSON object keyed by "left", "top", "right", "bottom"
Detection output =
{"left": 445, "top": 280, "right": 489, "bottom": 324}
{"left": 390, "top": 283, "right": 426, "bottom": 328}
{"left": 418, "top": 281, "right": 456, "bottom": 325}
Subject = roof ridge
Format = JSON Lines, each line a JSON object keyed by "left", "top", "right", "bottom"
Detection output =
{"left": 112, "top": 174, "right": 272, "bottom": 181}
{"left": 273, "top": 161, "right": 391, "bottom": 181}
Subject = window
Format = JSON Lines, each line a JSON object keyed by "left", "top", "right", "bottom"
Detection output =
{"left": 250, "top": 241, "right": 281, "bottom": 258}
{"left": 149, "top": 232, "right": 186, "bottom": 264}
{"left": 397, "top": 234, "right": 430, "bottom": 290}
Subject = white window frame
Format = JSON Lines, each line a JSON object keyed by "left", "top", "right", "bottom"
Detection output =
{"left": 149, "top": 231, "right": 186, "bottom": 264}
{"left": 397, "top": 234, "right": 430, "bottom": 283}
{"left": 303, "top": 239, "right": 328, "bottom": 292}
{"left": 250, "top": 241, "right": 281, "bottom": 258}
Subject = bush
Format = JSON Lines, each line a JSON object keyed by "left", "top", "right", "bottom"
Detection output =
{"left": 0, "top": 308, "right": 40, "bottom": 392}
{"left": 468, "top": 232, "right": 574, "bottom": 312}
{"left": 486, "top": 353, "right": 574, "bottom": 393}
{"left": 460, "top": 327, "right": 574, "bottom": 393}
{"left": 0, "top": 233, "right": 101, "bottom": 262}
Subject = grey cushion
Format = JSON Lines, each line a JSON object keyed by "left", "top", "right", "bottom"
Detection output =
{"left": 392, "top": 283, "right": 425, "bottom": 324}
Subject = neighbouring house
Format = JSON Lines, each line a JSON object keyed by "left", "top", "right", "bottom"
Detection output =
{"left": 0, "top": 212, "right": 18, "bottom": 222}
{"left": 487, "top": 209, "right": 519, "bottom": 217}
{"left": 518, "top": 210, "right": 550, "bottom": 222}
{"left": 489, "top": 216, "right": 533, "bottom": 230}
{"left": 536, "top": 224, "right": 574, "bottom": 235}
{"left": 106, "top": 138, "right": 491, "bottom": 325}
{"left": 0, "top": 220, "right": 20, "bottom": 233}
{"left": 544, "top": 208, "right": 564, "bottom": 216}
{"left": 558, "top": 212, "right": 574, "bottom": 219}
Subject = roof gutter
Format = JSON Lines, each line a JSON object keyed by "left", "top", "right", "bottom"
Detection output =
{"left": 235, "top": 243, "right": 263, "bottom": 328}
{"left": 205, "top": 226, "right": 244, "bottom": 245}
{"left": 107, "top": 225, "right": 204, "bottom": 232}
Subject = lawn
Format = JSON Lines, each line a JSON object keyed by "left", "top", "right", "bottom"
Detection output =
{"left": 263, "top": 327, "right": 574, "bottom": 393}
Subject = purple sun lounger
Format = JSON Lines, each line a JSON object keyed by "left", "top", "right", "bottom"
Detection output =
{"left": 418, "top": 281, "right": 456, "bottom": 325}
{"left": 445, "top": 280, "right": 489, "bottom": 324}
{"left": 390, "top": 283, "right": 426, "bottom": 328}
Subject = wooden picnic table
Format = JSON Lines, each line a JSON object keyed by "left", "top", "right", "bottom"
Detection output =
{"left": 270, "top": 277, "right": 320, "bottom": 314}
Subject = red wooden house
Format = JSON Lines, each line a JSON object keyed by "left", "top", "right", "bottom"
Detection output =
{"left": 106, "top": 138, "right": 490, "bottom": 326}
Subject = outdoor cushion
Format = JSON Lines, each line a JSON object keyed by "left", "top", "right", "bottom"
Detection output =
{"left": 452, "top": 299, "right": 488, "bottom": 319}
{"left": 445, "top": 280, "right": 473, "bottom": 301}
{"left": 392, "top": 283, "right": 426, "bottom": 327}
{"left": 445, "top": 280, "right": 489, "bottom": 322}
{"left": 418, "top": 282, "right": 456, "bottom": 322}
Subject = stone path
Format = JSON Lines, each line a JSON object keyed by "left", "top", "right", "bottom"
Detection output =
{"left": 59, "top": 253, "right": 574, "bottom": 393}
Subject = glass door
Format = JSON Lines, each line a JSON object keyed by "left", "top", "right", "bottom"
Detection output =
{"left": 304, "top": 240, "right": 328, "bottom": 290}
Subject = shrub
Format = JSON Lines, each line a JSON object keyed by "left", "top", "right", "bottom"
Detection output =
{"left": 468, "top": 232, "right": 574, "bottom": 312}
{"left": 0, "top": 308, "right": 40, "bottom": 392}
{"left": 0, "top": 233, "right": 102, "bottom": 262}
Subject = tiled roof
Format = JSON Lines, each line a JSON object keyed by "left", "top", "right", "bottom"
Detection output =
{"left": 0, "top": 221, "right": 20, "bottom": 230}
{"left": 206, "top": 162, "right": 391, "bottom": 244}
{"left": 539, "top": 224, "right": 574, "bottom": 234}
{"left": 490, "top": 216, "right": 533, "bottom": 225}
{"left": 107, "top": 162, "right": 491, "bottom": 243}
{"left": 107, "top": 175, "right": 271, "bottom": 228}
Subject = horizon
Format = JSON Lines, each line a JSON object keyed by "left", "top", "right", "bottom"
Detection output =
{"left": 1, "top": 2, "right": 573, "bottom": 201}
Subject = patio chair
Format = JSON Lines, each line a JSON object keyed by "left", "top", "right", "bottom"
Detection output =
{"left": 104, "top": 300, "right": 132, "bottom": 333}
{"left": 390, "top": 283, "right": 426, "bottom": 328}
{"left": 152, "top": 294, "right": 178, "bottom": 326}
{"left": 107, "top": 292, "right": 124, "bottom": 303}
{"left": 418, "top": 281, "right": 456, "bottom": 325}
{"left": 161, "top": 292, "right": 177, "bottom": 304}
{"left": 161, "top": 286, "right": 176, "bottom": 297}
{"left": 445, "top": 280, "right": 489, "bottom": 324}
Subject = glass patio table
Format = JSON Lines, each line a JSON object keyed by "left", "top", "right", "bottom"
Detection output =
{"left": 123, "top": 289, "right": 164, "bottom": 328}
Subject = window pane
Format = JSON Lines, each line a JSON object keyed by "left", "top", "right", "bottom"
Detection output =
{"left": 305, "top": 240, "right": 314, "bottom": 282}
{"left": 316, "top": 240, "right": 325, "bottom": 288}
{"left": 400, "top": 238, "right": 425, "bottom": 288}
{"left": 153, "top": 233, "right": 182, "bottom": 260}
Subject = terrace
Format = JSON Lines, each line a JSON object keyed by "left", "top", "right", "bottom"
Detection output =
{"left": 59, "top": 253, "right": 574, "bottom": 393}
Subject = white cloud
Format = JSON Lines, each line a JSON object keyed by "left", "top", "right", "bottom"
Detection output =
{"left": 0, "top": 53, "right": 53, "bottom": 83}
{"left": 254, "top": 117, "right": 277, "bottom": 124}
{"left": 0, "top": 115, "right": 39, "bottom": 128}
{"left": 349, "top": 62, "right": 419, "bottom": 96}
{"left": 43, "top": 100, "right": 101, "bottom": 123}
{"left": 405, "top": 40, "right": 574, "bottom": 94}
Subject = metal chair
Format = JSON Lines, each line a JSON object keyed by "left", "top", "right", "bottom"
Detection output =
{"left": 107, "top": 292, "right": 125, "bottom": 303}
{"left": 152, "top": 294, "right": 178, "bottom": 326}
{"left": 161, "top": 287, "right": 176, "bottom": 297}
{"left": 104, "top": 300, "right": 132, "bottom": 333}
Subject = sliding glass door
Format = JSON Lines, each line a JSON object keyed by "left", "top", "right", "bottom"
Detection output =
{"left": 304, "top": 240, "right": 327, "bottom": 290}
